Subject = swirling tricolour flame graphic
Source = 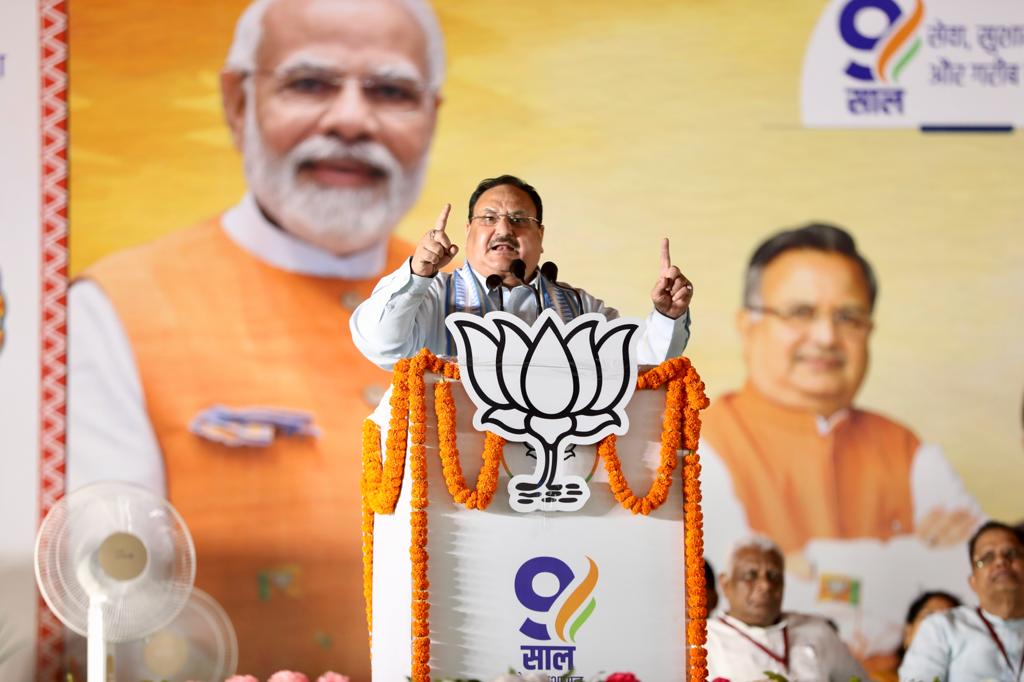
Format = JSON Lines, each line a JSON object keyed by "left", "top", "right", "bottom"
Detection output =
{"left": 554, "top": 557, "right": 599, "bottom": 643}
{"left": 876, "top": 0, "right": 924, "bottom": 83}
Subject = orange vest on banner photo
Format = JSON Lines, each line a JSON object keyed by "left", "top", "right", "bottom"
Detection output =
{"left": 702, "top": 383, "right": 919, "bottom": 553}
{"left": 87, "top": 217, "right": 411, "bottom": 680}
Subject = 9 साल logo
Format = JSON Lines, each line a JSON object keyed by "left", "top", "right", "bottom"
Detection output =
{"left": 839, "top": 0, "right": 925, "bottom": 83}
{"left": 515, "top": 556, "right": 599, "bottom": 643}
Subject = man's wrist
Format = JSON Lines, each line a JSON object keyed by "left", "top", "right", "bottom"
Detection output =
{"left": 409, "top": 257, "right": 438, "bottom": 278}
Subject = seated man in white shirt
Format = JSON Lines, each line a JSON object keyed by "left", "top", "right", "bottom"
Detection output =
{"left": 707, "top": 536, "right": 868, "bottom": 682}
{"left": 900, "top": 521, "right": 1024, "bottom": 681}
{"left": 351, "top": 173, "right": 694, "bottom": 367}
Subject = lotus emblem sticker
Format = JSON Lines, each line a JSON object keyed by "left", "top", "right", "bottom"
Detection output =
{"left": 446, "top": 309, "right": 641, "bottom": 512}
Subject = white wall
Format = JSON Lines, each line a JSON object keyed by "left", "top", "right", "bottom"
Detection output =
{"left": 0, "top": 1, "right": 43, "bottom": 679}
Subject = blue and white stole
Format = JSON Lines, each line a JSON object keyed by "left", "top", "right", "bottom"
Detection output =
{"left": 442, "top": 263, "right": 583, "bottom": 355}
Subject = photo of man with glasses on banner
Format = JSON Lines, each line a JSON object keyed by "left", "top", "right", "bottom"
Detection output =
{"left": 698, "top": 223, "right": 983, "bottom": 674}
{"left": 66, "top": 0, "right": 444, "bottom": 677}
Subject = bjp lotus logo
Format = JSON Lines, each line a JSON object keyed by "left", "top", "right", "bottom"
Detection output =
{"left": 446, "top": 310, "right": 640, "bottom": 512}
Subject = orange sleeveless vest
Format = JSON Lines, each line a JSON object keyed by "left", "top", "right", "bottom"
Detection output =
{"left": 86, "top": 218, "right": 410, "bottom": 680}
{"left": 702, "top": 383, "right": 920, "bottom": 553}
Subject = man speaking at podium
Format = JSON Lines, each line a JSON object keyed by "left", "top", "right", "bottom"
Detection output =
{"left": 67, "top": 0, "right": 444, "bottom": 677}
{"left": 351, "top": 174, "right": 694, "bottom": 367}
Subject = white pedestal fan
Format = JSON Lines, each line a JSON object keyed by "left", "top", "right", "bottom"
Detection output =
{"left": 35, "top": 481, "right": 196, "bottom": 681}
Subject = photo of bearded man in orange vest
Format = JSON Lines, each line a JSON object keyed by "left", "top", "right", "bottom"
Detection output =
{"left": 65, "top": 0, "right": 444, "bottom": 678}
{"left": 699, "top": 223, "right": 983, "bottom": 673}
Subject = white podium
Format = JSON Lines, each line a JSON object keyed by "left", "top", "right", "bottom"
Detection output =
{"left": 361, "top": 313, "right": 709, "bottom": 681}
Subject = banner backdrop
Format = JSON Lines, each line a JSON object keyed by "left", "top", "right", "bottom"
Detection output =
{"left": 0, "top": 0, "right": 1021, "bottom": 679}
{"left": 66, "top": 1, "right": 1023, "bottom": 507}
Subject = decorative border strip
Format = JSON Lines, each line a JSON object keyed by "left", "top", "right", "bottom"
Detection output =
{"left": 36, "top": 0, "right": 69, "bottom": 679}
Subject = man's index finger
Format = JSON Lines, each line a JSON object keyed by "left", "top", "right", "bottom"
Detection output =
{"left": 435, "top": 203, "right": 452, "bottom": 234}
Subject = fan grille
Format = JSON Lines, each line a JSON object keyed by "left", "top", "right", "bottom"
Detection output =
{"left": 35, "top": 482, "right": 196, "bottom": 642}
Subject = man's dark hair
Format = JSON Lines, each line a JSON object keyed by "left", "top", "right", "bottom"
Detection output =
{"left": 968, "top": 520, "right": 1024, "bottom": 563}
{"left": 704, "top": 558, "right": 719, "bottom": 613}
{"left": 743, "top": 223, "right": 878, "bottom": 310}
{"left": 467, "top": 174, "right": 543, "bottom": 224}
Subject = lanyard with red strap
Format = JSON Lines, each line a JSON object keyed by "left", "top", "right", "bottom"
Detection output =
{"left": 977, "top": 607, "right": 1024, "bottom": 680}
{"left": 719, "top": 616, "right": 790, "bottom": 671}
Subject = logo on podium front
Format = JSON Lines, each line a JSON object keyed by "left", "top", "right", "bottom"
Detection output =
{"left": 446, "top": 310, "right": 640, "bottom": 512}
{"left": 515, "top": 555, "right": 599, "bottom": 676}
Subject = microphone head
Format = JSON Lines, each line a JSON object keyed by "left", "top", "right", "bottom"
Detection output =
{"left": 510, "top": 259, "right": 527, "bottom": 282}
{"left": 485, "top": 274, "right": 503, "bottom": 290}
{"left": 540, "top": 261, "right": 558, "bottom": 282}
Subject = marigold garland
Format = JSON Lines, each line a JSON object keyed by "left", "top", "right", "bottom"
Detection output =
{"left": 360, "top": 349, "right": 710, "bottom": 682}
{"left": 682, "top": 363, "right": 710, "bottom": 682}
{"left": 435, "top": 380, "right": 504, "bottom": 509}
{"left": 598, "top": 357, "right": 706, "bottom": 517}
{"left": 408, "top": 353, "right": 432, "bottom": 680}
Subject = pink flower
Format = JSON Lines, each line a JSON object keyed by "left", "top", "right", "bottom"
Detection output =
{"left": 267, "top": 672, "right": 310, "bottom": 682}
{"left": 224, "top": 677, "right": 259, "bottom": 682}
{"left": 606, "top": 674, "right": 640, "bottom": 682}
{"left": 316, "top": 674, "right": 351, "bottom": 682}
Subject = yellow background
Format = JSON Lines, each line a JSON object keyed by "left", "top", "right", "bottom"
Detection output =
{"left": 69, "top": 1, "right": 1024, "bottom": 518}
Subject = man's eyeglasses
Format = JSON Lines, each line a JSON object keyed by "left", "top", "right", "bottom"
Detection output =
{"left": 734, "top": 567, "right": 784, "bottom": 586}
{"left": 253, "top": 68, "right": 427, "bottom": 114}
{"left": 470, "top": 213, "right": 541, "bottom": 228}
{"left": 973, "top": 547, "right": 1024, "bottom": 569}
{"left": 746, "top": 304, "right": 873, "bottom": 337}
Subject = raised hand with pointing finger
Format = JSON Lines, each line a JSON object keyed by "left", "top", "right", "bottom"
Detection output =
{"left": 412, "top": 203, "right": 459, "bottom": 277}
{"left": 651, "top": 237, "right": 693, "bottom": 319}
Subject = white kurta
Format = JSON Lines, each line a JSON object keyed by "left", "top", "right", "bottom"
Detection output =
{"left": 66, "top": 194, "right": 389, "bottom": 496}
{"left": 900, "top": 605, "right": 1024, "bottom": 682}
{"left": 349, "top": 260, "right": 691, "bottom": 369}
{"left": 706, "top": 613, "right": 868, "bottom": 682}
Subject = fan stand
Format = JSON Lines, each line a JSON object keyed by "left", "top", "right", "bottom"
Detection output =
{"left": 87, "top": 597, "right": 109, "bottom": 682}
{"left": 83, "top": 530, "right": 150, "bottom": 682}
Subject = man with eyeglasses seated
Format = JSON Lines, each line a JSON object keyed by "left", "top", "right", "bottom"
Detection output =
{"left": 698, "top": 223, "right": 982, "bottom": 675}
{"left": 350, "top": 174, "right": 694, "bottom": 368}
{"left": 707, "top": 535, "right": 868, "bottom": 681}
{"left": 900, "top": 521, "right": 1024, "bottom": 681}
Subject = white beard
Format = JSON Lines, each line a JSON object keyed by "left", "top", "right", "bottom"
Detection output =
{"left": 242, "top": 103, "right": 426, "bottom": 255}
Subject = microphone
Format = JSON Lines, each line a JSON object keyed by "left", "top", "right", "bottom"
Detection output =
{"left": 485, "top": 273, "right": 504, "bottom": 312}
{"left": 515, "top": 259, "right": 547, "bottom": 313}
{"left": 540, "top": 260, "right": 583, "bottom": 312}
{"left": 510, "top": 259, "right": 527, "bottom": 283}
